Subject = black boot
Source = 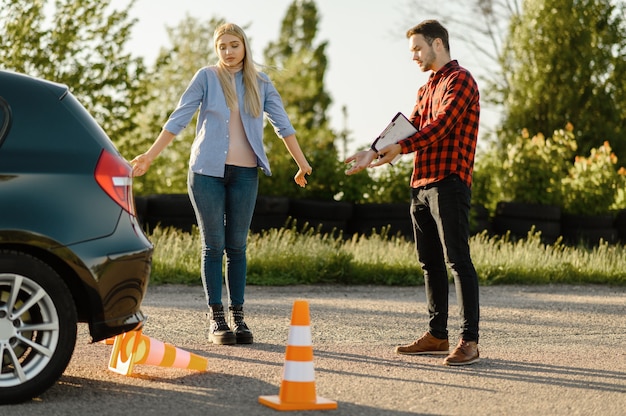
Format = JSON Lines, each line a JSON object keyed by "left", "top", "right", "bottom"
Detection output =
{"left": 208, "top": 304, "right": 236, "bottom": 345}
{"left": 229, "top": 305, "right": 253, "bottom": 344}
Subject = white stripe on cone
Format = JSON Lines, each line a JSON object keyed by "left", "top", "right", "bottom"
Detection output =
{"left": 287, "top": 326, "right": 312, "bottom": 346}
{"left": 283, "top": 361, "right": 316, "bottom": 382}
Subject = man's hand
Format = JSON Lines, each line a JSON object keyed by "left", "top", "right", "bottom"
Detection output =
{"left": 371, "top": 143, "right": 402, "bottom": 167}
{"left": 344, "top": 149, "right": 378, "bottom": 175}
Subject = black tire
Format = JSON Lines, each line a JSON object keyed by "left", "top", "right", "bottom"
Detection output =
{"left": 134, "top": 195, "right": 149, "bottom": 226}
{"left": 561, "top": 214, "right": 619, "bottom": 245}
{"left": 0, "top": 251, "right": 77, "bottom": 404}
{"left": 615, "top": 209, "right": 626, "bottom": 242}
{"left": 289, "top": 199, "right": 353, "bottom": 220}
{"left": 496, "top": 202, "right": 561, "bottom": 221}
{"left": 254, "top": 195, "right": 290, "bottom": 216}
{"left": 561, "top": 213, "right": 614, "bottom": 229}
{"left": 352, "top": 203, "right": 409, "bottom": 220}
{"left": 147, "top": 194, "right": 195, "bottom": 218}
{"left": 250, "top": 214, "right": 290, "bottom": 233}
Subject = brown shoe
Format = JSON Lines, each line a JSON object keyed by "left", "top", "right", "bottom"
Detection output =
{"left": 395, "top": 332, "right": 449, "bottom": 355}
{"left": 443, "top": 339, "right": 479, "bottom": 366}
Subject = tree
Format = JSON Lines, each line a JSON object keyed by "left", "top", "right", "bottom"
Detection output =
{"left": 499, "top": 0, "right": 626, "bottom": 160}
{"left": 0, "top": 0, "right": 147, "bottom": 142}
{"left": 408, "top": 0, "right": 626, "bottom": 162}
{"left": 260, "top": 0, "right": 365, "bottom": 200}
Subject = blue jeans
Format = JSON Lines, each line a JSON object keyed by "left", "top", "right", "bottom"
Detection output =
{"left": 410, "top": 174, "right": 480, "bottom": 342}
{"left": 188, "top": 166, "right": 258, "bottom": 307}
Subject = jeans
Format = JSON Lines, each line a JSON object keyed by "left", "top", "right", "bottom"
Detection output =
{"left": 188, "top": 166, "right": 258, "bottom": 307}
{"left": 410, "top": 174, "right": 480, "bottom": 342}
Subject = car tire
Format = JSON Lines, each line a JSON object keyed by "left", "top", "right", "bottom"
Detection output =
{"left": 0, "top": 250, "right": 77, "bottom": 404}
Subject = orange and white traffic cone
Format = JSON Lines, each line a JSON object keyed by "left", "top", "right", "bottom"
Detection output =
{"left": 107, "top": 328, "right": 208, "bottom": 376}
{"left": 259, "top": 300, "right": 337, "bottom": 411}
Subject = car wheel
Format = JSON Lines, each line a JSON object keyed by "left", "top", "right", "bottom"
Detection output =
{"left": 0, "top": 250, "right": 77, "bottom": 404}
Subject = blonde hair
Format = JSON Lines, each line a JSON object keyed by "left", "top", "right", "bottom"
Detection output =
{"left": 213, "top": 23, "right": 262, "bottom": 118}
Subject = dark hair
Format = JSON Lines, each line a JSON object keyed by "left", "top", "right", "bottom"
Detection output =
{"left": 406, "top": 20, "right": 450, "bottom": 52}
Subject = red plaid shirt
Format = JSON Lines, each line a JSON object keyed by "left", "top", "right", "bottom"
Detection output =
{"left": 399, "top": 60, "right": 480, "bottom": 189}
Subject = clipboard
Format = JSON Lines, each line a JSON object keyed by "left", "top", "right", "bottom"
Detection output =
{"left": 370, "top": 112, "right": 417, "bottom": 165}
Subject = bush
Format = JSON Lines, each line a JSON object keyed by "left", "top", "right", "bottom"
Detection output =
{"left": 500, "top": 125, "right": 577, "bottom": 206}
{"left": 561, "top": 141, "right": 625, "bottom": 215}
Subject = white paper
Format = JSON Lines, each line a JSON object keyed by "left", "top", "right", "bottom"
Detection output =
{"left": 371, "top": 112, "right": 417, "bottom": 165}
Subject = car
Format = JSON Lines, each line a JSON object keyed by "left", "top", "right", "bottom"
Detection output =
{"left": 0, "top": 70, "right": 153, "bottom": 404}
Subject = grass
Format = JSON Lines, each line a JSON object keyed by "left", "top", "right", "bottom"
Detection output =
{"left": 147, "top": 225, "right": 626, "bottom": 286}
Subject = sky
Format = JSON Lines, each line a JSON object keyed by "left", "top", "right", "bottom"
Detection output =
{"left": 115, "top": 0, "right": 496, "bottom": 156}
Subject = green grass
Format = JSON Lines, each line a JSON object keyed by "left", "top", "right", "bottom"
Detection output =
{"left": 147, "top": 226, "right": 626, "bottom": 286}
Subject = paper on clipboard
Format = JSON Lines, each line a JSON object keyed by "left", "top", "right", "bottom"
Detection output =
{"left": 371, "top": 112, "right": 417, "bottom": 165}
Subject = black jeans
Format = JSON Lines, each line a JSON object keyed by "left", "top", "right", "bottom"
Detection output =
{"left": 410, "top": 174, "right": 480, "bottom": 342}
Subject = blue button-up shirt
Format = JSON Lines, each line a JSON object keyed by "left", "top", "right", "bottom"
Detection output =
{"left": 163, "top": 66, "right": 296, "bottom": 177}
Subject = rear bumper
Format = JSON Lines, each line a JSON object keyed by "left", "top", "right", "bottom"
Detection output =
{"left": 89, "top": 310, "right": 146, "bottom": 342}
{"left": 60, "top": 213, "right": 153, "bottom": 342}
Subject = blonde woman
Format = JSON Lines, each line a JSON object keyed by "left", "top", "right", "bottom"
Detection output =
{"left": 132, "top": 23, "right": 312, "bottom": 345}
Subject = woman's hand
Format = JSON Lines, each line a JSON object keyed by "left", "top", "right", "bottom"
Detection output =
{"left": 294, "top": 165, "right": 312, "bottom": 187}
{"left": 130, "top": 153, "right": 153, "bottom": 177}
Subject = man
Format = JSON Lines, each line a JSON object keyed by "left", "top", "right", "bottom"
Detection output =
{"left": 345, "top": 19, "right": 480, "bottom": 366}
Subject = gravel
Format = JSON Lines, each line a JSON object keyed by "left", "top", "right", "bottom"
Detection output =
{"left": 10, "top": 284, "right": 626, "bottom": 416}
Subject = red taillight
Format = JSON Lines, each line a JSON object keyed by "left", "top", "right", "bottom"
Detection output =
{"left": 94, "top": 149, "right": 135, "bottom": 214}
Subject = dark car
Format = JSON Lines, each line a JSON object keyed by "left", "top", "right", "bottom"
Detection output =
{"left": 0, "top": 70, "right": 153, "bottom": 403}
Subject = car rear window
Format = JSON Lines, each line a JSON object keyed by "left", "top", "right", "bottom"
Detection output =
{"left": 0, "top": 96, "right": 10, "bottom": 148}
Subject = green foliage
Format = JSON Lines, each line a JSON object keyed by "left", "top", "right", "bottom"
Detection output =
{"left": 0, "top": 0, "right": 147, "bottom": 143}
{"left": 472, "top": 149, "right": 504, "bottom": 213}
{"left": 475, "top": 123, "right": 626, "bottom": 217}
{"left": 148, "top": 226, "right": 626, "bottom": 286}
{"left": 501, "top": 126, "right": 577, "bottom": 205}
{"left": 481, "top": 125, "right": 577, "bottom": 207}
{"left": 498, "top": 0, "right": 626, "bottom": 162}
{"left": 365, "top": 159, "right": 414, "bottom": 203}
{"left": 259, "top": 0, "right": 343, "bottom": 200}
{"left": 561, "top": 141, "right": 625, "bottom": 215}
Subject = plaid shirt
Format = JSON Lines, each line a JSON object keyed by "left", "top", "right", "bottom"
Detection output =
{"left": 398, "top": 60, "right": 480, "bottom": 189}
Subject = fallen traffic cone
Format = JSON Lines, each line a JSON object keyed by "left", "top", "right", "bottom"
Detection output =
{"left": 107, "top": 328, "right": 208, "bottom": 376}
{"left": 100, "top": 337, "right": 115, "bottom": 345}
{"left": 259, "top": 300, "right": 337, "bottom": 411}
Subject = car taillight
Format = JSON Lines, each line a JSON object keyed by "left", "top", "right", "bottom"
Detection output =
{"left": 94, "top": 149, "right": 135, "bottom": 215}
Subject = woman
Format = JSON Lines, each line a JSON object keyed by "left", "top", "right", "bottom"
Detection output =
{"left": 131, "top": 23, "right": 312, "bottom": 345}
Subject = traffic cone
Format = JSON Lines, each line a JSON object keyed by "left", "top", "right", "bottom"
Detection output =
{"left": 107, "top": 328, "right": 209, "bottom": 376}
{"left": 259, "top": 300, "right": 337, "bottom": 411}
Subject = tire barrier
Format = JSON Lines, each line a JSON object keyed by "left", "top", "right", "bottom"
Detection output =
{"left": 135, "top": 195, "right": 624, "bottom": 246}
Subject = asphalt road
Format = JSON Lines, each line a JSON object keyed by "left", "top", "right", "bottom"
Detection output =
{"left": 9, "top": 284, "right": 626, "bottom": 415}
